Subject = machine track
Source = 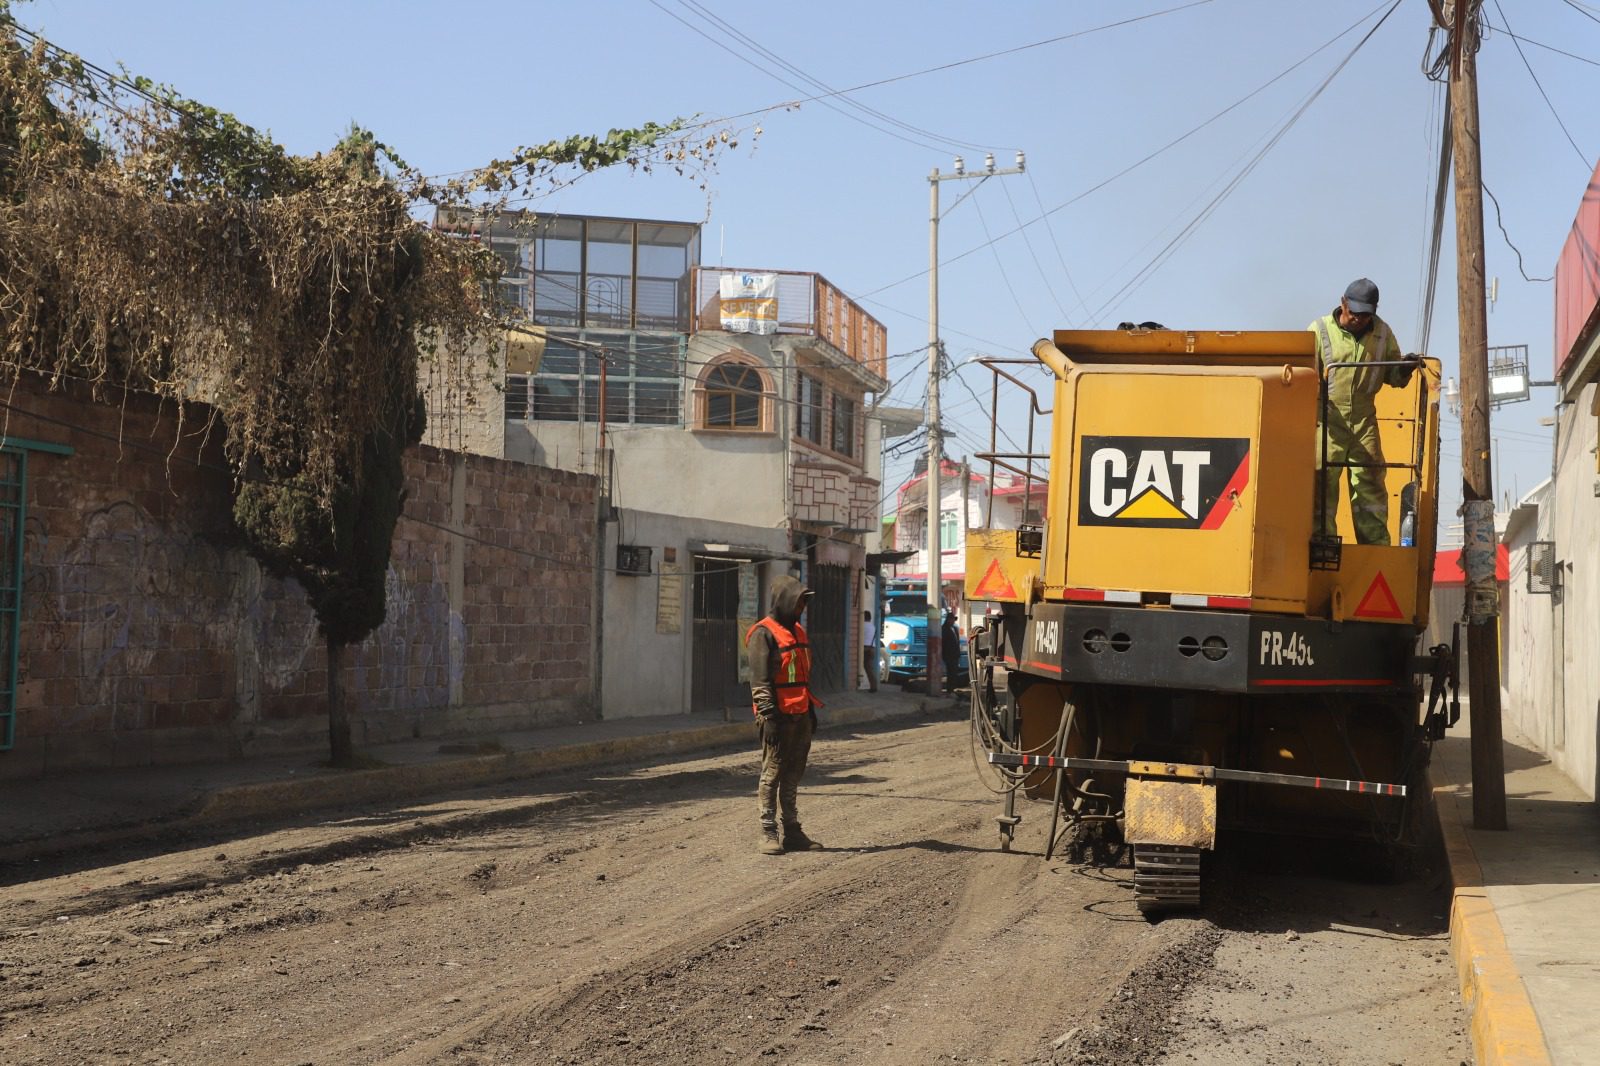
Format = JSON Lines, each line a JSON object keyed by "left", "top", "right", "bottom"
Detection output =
{"left": 1132, "top": 843, "right": 1202, "bottom": 914}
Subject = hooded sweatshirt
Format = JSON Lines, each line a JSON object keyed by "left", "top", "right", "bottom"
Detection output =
{"left": 747, "top": 574, "right": 813, "bottom": 718}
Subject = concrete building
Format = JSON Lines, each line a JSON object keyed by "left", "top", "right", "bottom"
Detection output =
{"left": 1493, "top": 157, "right": 1600, "bottom": 799}
{"left": 428, "top": 210, "right": 890, "bottom": 718}
{"left": 889, "top": 460, "right": 1047, "bottom": 629}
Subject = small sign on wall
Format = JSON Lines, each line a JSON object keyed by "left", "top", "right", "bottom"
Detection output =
{"left": 737, "top": 561, "right": 759, "bottom": 682}
{"left": 656, "top": 560, "right": 683, "bottom": 634}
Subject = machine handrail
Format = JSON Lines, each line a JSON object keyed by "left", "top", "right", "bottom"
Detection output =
{"left": 974, "top": 357, "right": 1052, "bottom": 527}
{"left": 1317, "top": 358, "right": 1430, "bottom": 546}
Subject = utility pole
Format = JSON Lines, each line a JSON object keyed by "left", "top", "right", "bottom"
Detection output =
{"left": 927, "top": 152, "right": 1024, "bottom": 695}
{"left": 1444, "top": 0, "right": 1507, "bottom": 830}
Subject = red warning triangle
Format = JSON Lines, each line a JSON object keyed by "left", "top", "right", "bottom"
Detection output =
{"left": 972, "top": 558, "right": 1019, "bottom": 600}
{"left": 1353, "top": 571, "right": 1403, "bottom": 619}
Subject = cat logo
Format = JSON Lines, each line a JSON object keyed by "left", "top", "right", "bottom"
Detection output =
{"left": 1077, "top": 436, "right": 1251, "bottom": 529}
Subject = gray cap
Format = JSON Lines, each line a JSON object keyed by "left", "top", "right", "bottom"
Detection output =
{"left": 1343, "top": 278, "right": 1379, "bottom": 314}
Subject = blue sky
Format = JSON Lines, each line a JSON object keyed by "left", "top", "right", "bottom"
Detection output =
{"left": 23, "top": 0, "right": 1600, "bottom": 539}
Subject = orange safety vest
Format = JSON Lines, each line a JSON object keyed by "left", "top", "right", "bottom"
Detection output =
{"left": 746, "top": 616, "right": 823, "bottom": 715}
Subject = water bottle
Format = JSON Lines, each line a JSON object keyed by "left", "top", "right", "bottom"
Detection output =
{"left": 1399, "top": 511, "right": 1415, "bottom": 547}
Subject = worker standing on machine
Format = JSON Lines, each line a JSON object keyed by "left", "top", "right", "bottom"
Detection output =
{"left": 747, "top": 575, "right": 825, "bottom": 856}
{"left": 1308, "top": 278, "right": 1420, "bottom": 545}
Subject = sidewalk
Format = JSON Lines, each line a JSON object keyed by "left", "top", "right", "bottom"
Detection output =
{"left": 1433, "top": 712, "right": 1600, "bottom": 1066}
{"left": 0, "top": 687, "right": 943, "bottom": 865}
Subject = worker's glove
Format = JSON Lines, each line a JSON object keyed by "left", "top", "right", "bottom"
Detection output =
{"left": 1402, "top": 353, "right": 1423, "bottom": 379}
{"left": 756, "top": 714, "right": 779, "bottom": 746}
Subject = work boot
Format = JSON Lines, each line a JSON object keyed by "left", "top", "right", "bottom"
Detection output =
{"left": 758, "top": 823, "right": 784, "bottom": 855}
{"left": 783, "top": 823, "right": 823, "bottom": 852}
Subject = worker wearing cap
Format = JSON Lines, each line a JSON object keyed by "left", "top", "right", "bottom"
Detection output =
{"left": 747, "top": 574, "right": 825, "bottom": 855}
{"left": 1308, "top": 279, "right": 1420, "bottom": 545}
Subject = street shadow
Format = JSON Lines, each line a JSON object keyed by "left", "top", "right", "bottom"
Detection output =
{"left": 1435, "top": 732, "right": 1600, "bottom": 891}
{"left": 848, "top": 837, "right": 999, "bottom": 856}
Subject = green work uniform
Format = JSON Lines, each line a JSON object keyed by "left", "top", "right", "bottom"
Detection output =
{"left": 1308, "top": 311, "right": 1411, "bottom": 546}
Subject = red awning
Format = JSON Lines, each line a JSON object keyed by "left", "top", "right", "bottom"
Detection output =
{"left": 1432, "top": 545, "right": 1509, "bottom": 587}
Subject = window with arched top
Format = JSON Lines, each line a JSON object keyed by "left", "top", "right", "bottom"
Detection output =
{"left": 694, "top": 356, "right": 773, "bottom": 432}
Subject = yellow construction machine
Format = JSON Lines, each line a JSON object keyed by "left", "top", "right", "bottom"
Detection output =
{"left": 964, "top": 328, "right": 1459, "bottom": 915}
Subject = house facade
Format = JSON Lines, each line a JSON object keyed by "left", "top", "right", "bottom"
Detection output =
{"left": 430, "top": 210, "right": 889, "bottom": 717}
{"left": 889, "top": 460, "right": 1047, "bottom": 629}
{"left": 1494, "top": 157, "right": 1600, "bottom": 799}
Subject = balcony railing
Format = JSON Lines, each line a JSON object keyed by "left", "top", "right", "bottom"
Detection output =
{"left": 694, "top": 267, "right": 887, "bottom": 380}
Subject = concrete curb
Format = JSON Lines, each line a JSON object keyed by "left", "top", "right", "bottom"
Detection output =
{"left": 0, "top": 698, "right": 934, "bottom": 866}
{"left": 1434, "top": 778, "right": 1553, "bottom": 1066}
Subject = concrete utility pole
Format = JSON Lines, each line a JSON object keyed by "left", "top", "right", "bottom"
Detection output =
{"left": 926, "top": 152, "right": 1024, "bottom": 695}
{"left": 1444, "top": 0, "right": 1507, "bottom": 830}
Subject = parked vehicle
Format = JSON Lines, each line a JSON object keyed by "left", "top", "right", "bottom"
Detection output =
{"left": 879, "top": 579, "right": 967, "bottom": 688}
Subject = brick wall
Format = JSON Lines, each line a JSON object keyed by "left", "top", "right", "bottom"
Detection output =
{"left": 1, "top": 374, "right": 597, "bottom": 778}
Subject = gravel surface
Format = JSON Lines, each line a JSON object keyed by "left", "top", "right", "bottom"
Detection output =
{"left": 0, "top": 717, "right": 1467, "bottom": 1064}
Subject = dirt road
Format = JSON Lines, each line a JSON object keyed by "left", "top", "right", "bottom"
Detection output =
{"left": 0, "top": 717, "right": 1468, "bottom": 1065}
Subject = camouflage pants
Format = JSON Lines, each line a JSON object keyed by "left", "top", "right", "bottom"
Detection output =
{"left": 757, "top": 711, "right": 814, "bottom": 826}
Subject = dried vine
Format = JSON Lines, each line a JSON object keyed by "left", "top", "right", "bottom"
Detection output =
{"left": 0, "top": 8, "right": 745, "bottom": 761}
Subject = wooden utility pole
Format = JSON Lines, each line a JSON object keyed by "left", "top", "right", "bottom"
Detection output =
{"left": 1446, "top": 0, "right": 1507, "bottom": 830}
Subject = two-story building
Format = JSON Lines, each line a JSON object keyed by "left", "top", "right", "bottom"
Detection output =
{"left": 889, "top": 459, "right": 1047, "bottom": 630}
{"left": 429, "top": 210, "right": 889, "bottom": 717}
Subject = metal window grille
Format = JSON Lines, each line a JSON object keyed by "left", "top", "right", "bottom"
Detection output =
{"left": 1528, "top": 540, "right": 1559, "bottom": 595}
{"left": 524, "top": 332, "right": 683, "bottom": 425}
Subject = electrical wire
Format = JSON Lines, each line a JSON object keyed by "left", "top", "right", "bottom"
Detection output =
{"left": 1000, "top": 177, "right": 1071, "bottom": 323}
{"left": 672, "top": 0, "right": 1000, "bottom": 154}
{"left": 1484, "top": 23, "right": 1600, "bottom": 67}
{"left": 1560, "top": 0, "right": 1600, "bottom": 27}
{"left": 852, "top": 0, "right": 1395, "bottom": 300}
{"left": 1418, "top": 89, "right": 1452, "bottom": 356}
{"left": 1492, "top": 0, "right": 1593, "bottom": 169}
{"left": 1482, "top": 182, "right": 1555, "bottom": 282}
{"left": 1025, "top": 169, "right": 1089, "bottom": 326}
{"left": 969, "top": 188, "right": 1040, "bottom": 338}
{"left": 1085, "top": 0, "right": 1403, "bottom": 325}
{"left": 648, "top": 0, "right": 958, "bottom": 154}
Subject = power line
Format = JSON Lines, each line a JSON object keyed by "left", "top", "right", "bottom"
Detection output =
{"left": 424, "top": 2, "right": 1216, "bottom": 183}
{"left": 1492, "top": 0, "right": 1593, "bottom": 169}
{"left": 1484, "top": 22, "right": 1600, "bottom": 68}
{"left": 853, "top": 0, "right": 1395, "bottom": 300}
{"left": 968, "top": 188, "right": 1039, "bottom": 337}
{"left": 1025, "top": 169, "right": 1089, "bottom": 326}
{"left": 1414, "top": 80, "right": 1448, "bottom": 357}
{"left": 1419, "top": 86, "right": 1452, "bottom": 356}
{"left": 688, "top": 0, "right": 1217, "bottom": 130}
{"left": 1560, "top": 0, "right": 1600, "bottom": 27}
{"left": 998, "top": 178, "right": 1071, "bottom": 323}
{"left": 1087, "top": 0, "right": 1403, "bottom": 325}
{"left": 647, "top": 0, "right": 956, "bottom": 154}
{"left": 672, "top": 0, "right": 999, "bottom": 154}
{"left": 1481, "top": 182, "right": 1555, "bottom": 283}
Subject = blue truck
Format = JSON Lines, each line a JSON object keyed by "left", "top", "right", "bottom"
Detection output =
{"left": 878, "top": 579, "right": 968, "bottom": 689}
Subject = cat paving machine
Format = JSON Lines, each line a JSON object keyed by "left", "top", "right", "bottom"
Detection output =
{"left": 964, "top": 327, "right": 1460, "bottom": 915}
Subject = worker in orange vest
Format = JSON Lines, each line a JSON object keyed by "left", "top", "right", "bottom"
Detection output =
{"left": 747, "top": 574, "right": 825, "bottom": 856}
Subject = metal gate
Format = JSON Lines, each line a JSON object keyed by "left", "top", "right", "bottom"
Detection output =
{"left": 691, "top": 555, "right": 748, "bottom": 714}
{"left": 807, "top": 563, "right": 849, "bottom": 695}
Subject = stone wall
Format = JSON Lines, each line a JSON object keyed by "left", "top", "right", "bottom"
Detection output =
{"left": 1, "top": 375, "right": 597, "bottom": 778}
